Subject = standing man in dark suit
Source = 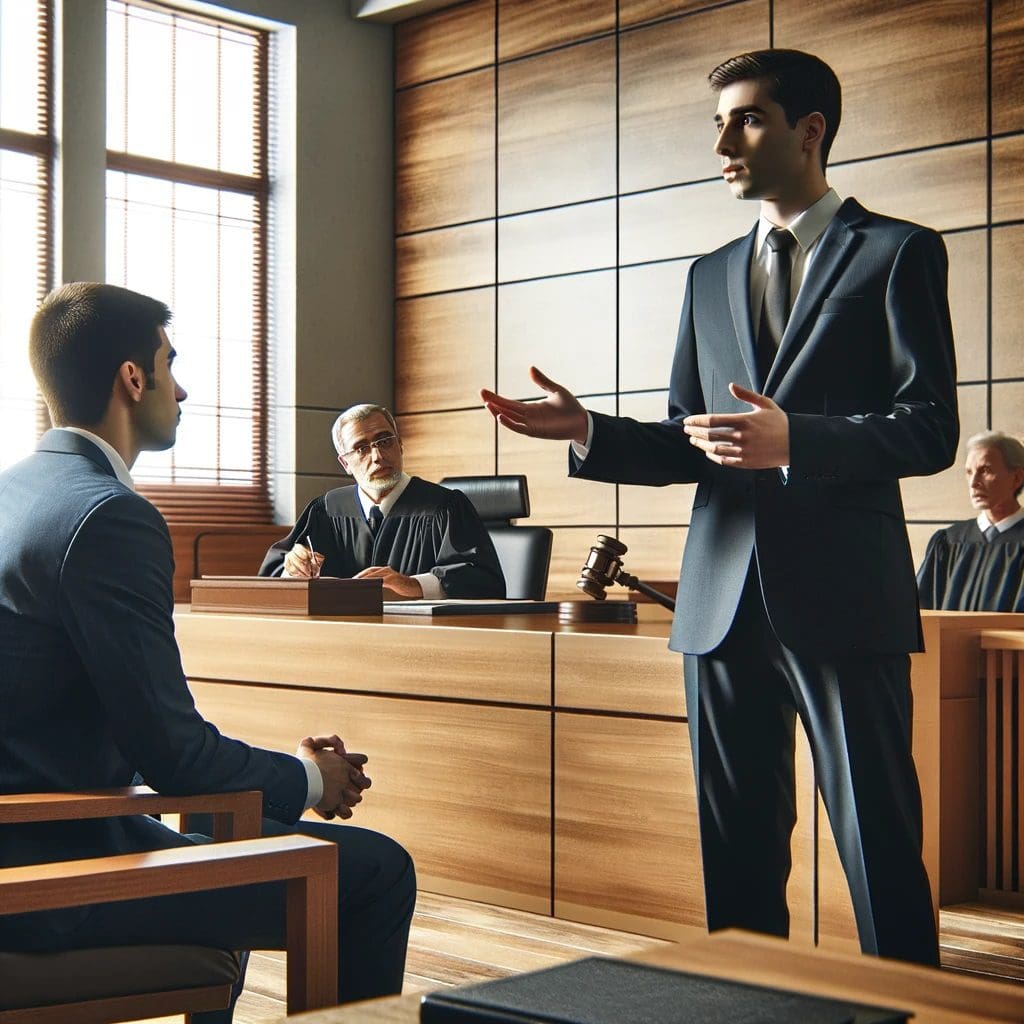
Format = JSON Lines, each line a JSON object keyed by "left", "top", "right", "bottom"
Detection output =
{"left": 482, "top": 50, "right": 957, "bottom": 966}
{"left": 0, "top": 283, "right": 415, "bottom": 1016}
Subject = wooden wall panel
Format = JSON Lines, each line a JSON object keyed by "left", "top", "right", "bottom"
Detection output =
{"left": 616, "top": 526, "right": 686, "bottom": 590}
{"left": 497, "top": 271, "right": 616, "bottom": 400}
{"left": 396, "top": 221, "right": 495, "bottom": 298}
{"left": 775, "top": 0, "right": 986, "bottom": 164}
{"left": 546, "top": 525, "right": 616, "bottom": 599}
{"left": 992, "top": 134, "right": 1024, "bottom": 224}
{"left": 619, "top": 0, "right": 728, "bottom": 29}
{"left": 396, "top": 69, "right": 495, "bottom": 233}
{"left": 617, "top": 391, "right": 696, "bottom": 527}
{"left": 191, "top": 681, "right": 552, "bottom": 911}
{"left": 553, "top": 713, "right": 704, "bottom": 938}
{"left": 992, "top": 382, "right": 1024, "bottom": 443}
{"left": 993, "top": 0, "right": 1024, "bottom": 135}
{"left": 618, "top": 2, "right": 769, "bottom": 193}
{"left": 945, "top": 229, "right": 988, "bottom": 383}
{"left": 497, "top": 38, "right": 616, "bottom": 214}
{"left": 395, "top": 288, "right": 495, "bottom": 413}
{"left": 619, "top": 260, "right": 690, "bottom": 393}
{"left": 828, "top": 143, "right": 987, "bottom": 233}
{"left": 177, "top": 612, "right": 551, "bottom": 704}
{"left": 620, "top": 179, "right": 756, "bottom": 265}
{"left": 554, "top": 630, "right": 682, "bottom": 717}
{"left": 499, "top": 200, "right": 616, "bottom": 281}
{"left": 993, "top": 226, "right": 1024, "bottom": 381}
{"left": 900, "top": 384, "right": 985, "bottom": 521}
{"left": 497, "top": 0, "right": 615, "bottom": 61}
{"left": 497, "top": 395, "right": 616, "bottom": 527}
{"left": 396, "top": 407, "right": 496, "bottom": 481}
{"left": 395, "top": 0, "right": 495, "bottom": 89}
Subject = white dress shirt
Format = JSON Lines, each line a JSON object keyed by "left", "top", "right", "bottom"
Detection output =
{"left": 978, "top": 507, "right": 1024, "bottom": 536}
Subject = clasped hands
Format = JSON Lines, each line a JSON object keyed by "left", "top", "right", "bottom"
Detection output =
{"left": 480, "top": 367, "right": 790, "bottom": 469}
{"left": 297, "top": 734, "right": 371, "bottom": 821}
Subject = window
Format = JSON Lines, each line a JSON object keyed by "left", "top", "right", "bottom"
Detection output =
{"left": 0, "top": 0, "right": 53, "bottom": 471}
{"left": 106, "top": 0, "right": 271, "bottom": 522}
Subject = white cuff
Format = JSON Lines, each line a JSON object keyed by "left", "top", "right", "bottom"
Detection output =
{"left": 415, "top": 572, "right": 445, "bottom": 599}
{"left": 300, "top": 756, "right": 324, "bottom": 810}
{"left": 570, "top": 411, "right": 595, "bottom": 460}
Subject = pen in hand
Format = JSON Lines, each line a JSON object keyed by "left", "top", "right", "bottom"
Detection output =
{"left": 305, "top": 535, "right": 321, "bottom": 579}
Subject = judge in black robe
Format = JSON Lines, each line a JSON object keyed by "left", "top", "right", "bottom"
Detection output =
{"left": 918, "top": 431, "right": 1024, "bottom": 612}
{"left": 259, "top": 403, "right": 504, "bottom": 599}
{"left": 259, "top": 475, "right": 505, "bottom": 598}
{"left": 917, "top": 517, "right": 1024, "bottom": 611}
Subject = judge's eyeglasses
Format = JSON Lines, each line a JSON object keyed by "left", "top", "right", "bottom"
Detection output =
{"left": 341, "top": 434, "right": 399, "bottom": 461}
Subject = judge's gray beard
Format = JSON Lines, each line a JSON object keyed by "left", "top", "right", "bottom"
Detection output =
{"left": 363, "top": 471, "right": 401, "bottom": 499}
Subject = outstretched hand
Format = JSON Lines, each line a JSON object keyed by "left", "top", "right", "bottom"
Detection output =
{"left": 480, "top": 366, "right": 589, "bottom": 445}
{"left": 682, "top": 382, "right": 790, "bottom": 469}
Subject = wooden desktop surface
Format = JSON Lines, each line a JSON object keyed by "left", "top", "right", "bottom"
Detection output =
{"left": 285, "top": 930, "right": 1024, "bottom": 1024}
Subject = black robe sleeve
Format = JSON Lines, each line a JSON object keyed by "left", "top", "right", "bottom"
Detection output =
{"left": 428, "top": 488, "right": 506, "bottom": 599}
{"left": 916, "top": 519, "right": 1024, "bottom": 612}
{"left": 257, "top": 496, "right": 323, "bottom": 577}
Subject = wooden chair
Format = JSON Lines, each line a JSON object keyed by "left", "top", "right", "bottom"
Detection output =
{"left": 0, "top": 787, "right": 337, "bottom": 1023}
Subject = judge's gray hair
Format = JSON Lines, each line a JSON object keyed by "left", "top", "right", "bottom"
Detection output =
{"left": 331, "top": 403, "right": 400, "bottom": 455}
{"left": 967, "top": 431, "right": 1024, "bottom": 496}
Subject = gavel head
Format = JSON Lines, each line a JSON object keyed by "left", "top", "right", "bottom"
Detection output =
{"left": 576, "top": 534, "right": 629, "bottom": 600}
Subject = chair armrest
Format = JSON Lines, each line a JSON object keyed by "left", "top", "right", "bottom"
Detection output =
{"left": 0, "top": 787, "right": 262, "bottom": 840}
{"left": 0, "top": 835, "right": 338, "bottom": 1012}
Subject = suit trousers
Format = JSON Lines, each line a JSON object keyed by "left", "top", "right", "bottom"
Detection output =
{"left": 683, "top": 564, "right": 939, "bottom": 967}
{"left": 7, "top": 817, "right": 416, "bottom": 1021}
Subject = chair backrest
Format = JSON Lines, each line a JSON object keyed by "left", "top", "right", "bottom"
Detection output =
{"left": 439, "top": 475, "right": 553, "bottom": 600}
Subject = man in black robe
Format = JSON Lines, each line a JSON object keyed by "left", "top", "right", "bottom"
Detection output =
{"left": 918, "top": 431, "right": 1024, "bottom": 611}
{"left": 259, "top": 403, "right": 505, "bottom": 599}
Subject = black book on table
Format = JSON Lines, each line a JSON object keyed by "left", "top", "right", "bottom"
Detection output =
{"left": 419, "top": 956, "right": 911, "bottom": 1024}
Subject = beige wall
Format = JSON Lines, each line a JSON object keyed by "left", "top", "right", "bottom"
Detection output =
{"left": 391, "top": 0, "right": 1024, "bottom": 597}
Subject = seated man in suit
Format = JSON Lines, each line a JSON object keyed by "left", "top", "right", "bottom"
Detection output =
{"left": 918, "top": 430, "right": 1024, "bottom": 611}
{"left": 259, "top": 403, "right": 506, "bottom": 599}
{"left": 0, "top": 283, "right": 415, "bottom": 1021}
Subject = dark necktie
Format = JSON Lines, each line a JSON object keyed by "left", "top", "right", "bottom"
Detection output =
{"left": 757, "top": 227, "right": 797, "bottom": 383}
{"left": 984, "top": 523, "right": 999, "bottom": 542}
{"left": 368, "top": 505, "right": 383, "bottom": 534}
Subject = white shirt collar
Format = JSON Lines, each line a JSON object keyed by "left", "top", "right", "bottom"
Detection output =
{"left": 356, "top": 471, "right": 412, "bottom": 520}
{"left": 57, "top": 427, "right": 135, "bottom": 490}
{"left": 756, "top": 187, "right": 843, "bottom": 256}
{"left": 978, "top": 507, "right": 1024, "bottom": 535}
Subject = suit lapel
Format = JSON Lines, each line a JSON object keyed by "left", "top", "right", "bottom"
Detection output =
{"left": 727, "top": 226, "right": 759, "bottom": 390}
{"left": 764, "top": 202, "right": 861, "bottom": 395}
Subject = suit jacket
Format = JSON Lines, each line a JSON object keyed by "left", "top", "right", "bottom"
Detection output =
{"left": 576, "top": 199, "right": 958, "bottom": 659}
{"left": 0, "top": 430, "right": 307, "bottom": 885}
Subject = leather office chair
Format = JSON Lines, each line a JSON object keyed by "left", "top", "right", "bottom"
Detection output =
{"left": 0, "top": 787, "right": 337, "bottom": 1023}
{"left": 439, "top": 475, "right": 553, "bottom": 600}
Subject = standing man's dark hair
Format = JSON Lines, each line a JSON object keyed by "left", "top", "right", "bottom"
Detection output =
{"left": 709, "top": 49, "right": 842, "bottom": 170}
{"left": 29, "top": 282, "right": 170, "bottom": 426}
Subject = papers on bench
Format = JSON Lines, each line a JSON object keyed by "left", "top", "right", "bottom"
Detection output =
{"left": 383, "top": 599, "right": 559, "bottom": 616}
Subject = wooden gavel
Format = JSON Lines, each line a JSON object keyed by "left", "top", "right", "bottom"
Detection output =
{"left": 575, "top": 535, "right": 676, "bottom": 611}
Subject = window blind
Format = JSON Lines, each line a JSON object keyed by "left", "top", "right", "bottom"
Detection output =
{"left": 106, "top": 0, "right": 272, "bottom": 523}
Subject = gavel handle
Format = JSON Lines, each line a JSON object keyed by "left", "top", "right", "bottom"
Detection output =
{"left": 613, "top": 569, "right": 676, "bottom": 612}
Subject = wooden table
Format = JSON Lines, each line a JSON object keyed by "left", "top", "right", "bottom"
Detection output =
{"left": 174, "top": 606, "right": 1024, "bottom": 947}
{"left": 284, "top": 930, "right": 1024, "bottom": 1023}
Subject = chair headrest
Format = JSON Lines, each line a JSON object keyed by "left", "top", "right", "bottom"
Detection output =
{"left": 440, "top": 475, "right": 530, "bottom": 524}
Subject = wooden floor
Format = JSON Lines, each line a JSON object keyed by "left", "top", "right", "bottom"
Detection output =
{"left": 142, "top": 893, "right": 1024, "bottom": 1023}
